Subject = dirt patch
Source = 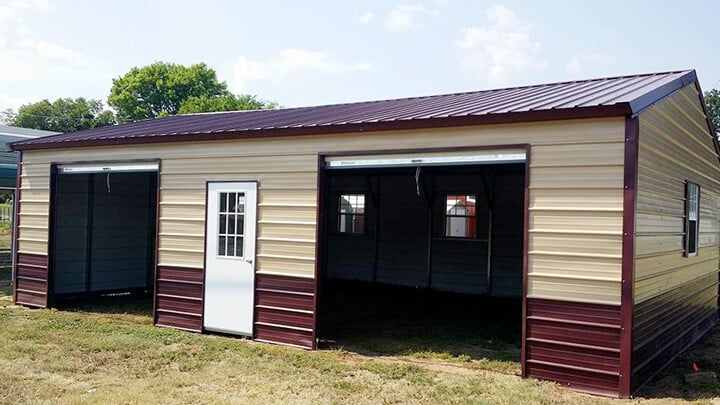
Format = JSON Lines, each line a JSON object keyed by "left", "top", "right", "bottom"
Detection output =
{"left": 336, "top": 349, "right": 492, "bottom": 377}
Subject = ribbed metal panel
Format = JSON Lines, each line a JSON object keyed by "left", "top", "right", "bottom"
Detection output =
{"left": 255, "top": 273, "right": 315, "bottom": 349}
{"left": 525, "top": 298, "right": 621, "bottom": 397}
{"left": 632, "top": 82, "right": 720, "bottom": 393}
{"left": 14, "top": 253, "right": 48, "bottom": 308}
{"left": 10, "top": 71, "right": 696, "bottom": 150}
{"left": 632, "top": 274, "right": 718, "bottom": 391}
{"left": 154, "top": 265, "right": 204, "bottom": 332}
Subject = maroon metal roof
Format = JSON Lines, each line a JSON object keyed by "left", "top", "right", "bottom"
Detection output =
{"left": 11, "top": 70, "right": 701, "bottom": 150}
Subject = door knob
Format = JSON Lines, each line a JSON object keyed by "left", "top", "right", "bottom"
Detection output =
{"left": 245, "top": 259, "right": 253, "bottom": 265}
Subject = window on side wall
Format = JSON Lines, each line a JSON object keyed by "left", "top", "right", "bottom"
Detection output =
{"left": 445, "top": 194, "right": 477, "bottom": 238}
{"left": 338, "top": 194, "right": 366, "bottom": 234}
{"left": 685, "top": 182, "right": 700, "bottom": 257}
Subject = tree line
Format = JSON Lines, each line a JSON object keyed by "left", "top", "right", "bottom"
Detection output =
{"left": 1, "top": 62, "right": 277, "bottom": 133}
{"left": 705, "top": 89, "right": 720, "bottom": 134}
{"left": 3, "top": 63, "right": 720, "bottom": 135}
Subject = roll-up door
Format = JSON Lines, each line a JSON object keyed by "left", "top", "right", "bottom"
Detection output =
{"left": 56, "top": 161, "right": 159, "bottom": 174}
{"left": 324, "top": 149, "right": 526, "bottom": 169}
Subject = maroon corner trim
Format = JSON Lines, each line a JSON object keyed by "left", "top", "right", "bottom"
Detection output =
{"left": 619, "top": 116, "right": 639, "bottom": 398}
{"left": 12, "top": 153, "right": 22, "bottom": 305}
{"left": 45, "top": 164, "right": 58, "bottom": 308}
{"left": 312, "top": 154, "right": 326, "bottom": 349}
{"left": 521, "top": 144, "right": 531, "bottom": 378}
{"left": 152, "top": 164, "right": 162, "bottom": 327}
{"left": 199, "top": 180, "right": 209, "bottom": 333}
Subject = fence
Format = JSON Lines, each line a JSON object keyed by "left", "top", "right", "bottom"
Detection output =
{"left": 0, "top": 205, "right": 10, "bottom": 221}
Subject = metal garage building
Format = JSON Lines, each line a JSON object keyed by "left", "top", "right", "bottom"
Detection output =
{"left": 10, "top": 70, "right": 719, "bottom": 398}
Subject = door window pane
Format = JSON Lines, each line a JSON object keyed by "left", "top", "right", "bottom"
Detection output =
{"left": 236, "top": 236, "right": 244, "bottom": 257}
{"left": 219, "top": 214, "right": 227, "bottom": 234}
{"left": 217, "top": 191, "right": 247, "bottom": 257}
{"left": 237, "top": 195, "right": 245, "bottom": 213}
{"left": 218, "top": 236, "right": 227, "bottom": 256}
{"left": 237, "top": 215, "right": 245, "bottom": 236}
{"left": 227, "top": 214, "right": 236, "bottom": 234}
{"left": 220, "top": 192, "right": 227, "bottom": 212}
{"left": 227, "top": 236, "right": 236, "bottom": 258}
{"left": 228, "top": 194, "right": 237, "bottom": 213}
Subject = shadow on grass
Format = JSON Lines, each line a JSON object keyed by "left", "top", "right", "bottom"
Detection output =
{"left": 54, "top": 291, "right": 154, "bottom": 317}
{"left": 318, "top": 280, "right": 521, "bottom": 365}
{"left": 0, "top": 266, "right": 12, "bottom": 298}
{"left": 637, "top": 324, "right": 720, "bottom": 401}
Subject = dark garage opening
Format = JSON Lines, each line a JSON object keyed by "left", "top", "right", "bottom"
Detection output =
{"left": 50, "top": 171, "right": 157, "bottom": 312}
{"left": 319, "top": 162, "right": 525, "bottom": 359}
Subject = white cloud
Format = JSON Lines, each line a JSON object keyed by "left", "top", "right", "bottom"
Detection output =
{"left": 0, "top": 5, "right": 20, "bottom": 35}
{"left": 455, "top": 5, "right": 546, "bottom": 86}
{"left": 359, "top": 12, "right": 373, "bottom": 24}
{"left": 0, "top": 5, "right": 18, "bottom": 21}
{"left": 10, "top": 0, "right": 54, "bottom": 11}
{"left": 0, "top": 0, "right": 90, "bottom": 87}
{"left": 18, "top": 39, "right": 81, "bottom": 62}
{"left": 232, "top": 49, "right": 374, "bottom": 93}
{"left": 565, "top": 52, "right": 612, "bottom": 74}
{"left": 384, "top": 1, "right": 446, "bottom": 31}
{"left": 385, "top": 4, "right": 429, "bottom": 31}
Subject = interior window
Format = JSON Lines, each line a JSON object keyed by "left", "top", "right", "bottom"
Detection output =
{"left": 218, "top": 191, "right": 245, "bottom": 257}
{"left": 338, "top": 194, "right": 365, "bottom": 234}
{"left": 445, "top": 194, "right": 477, "bottom": 238}
{"left": 685, "top": 182, "right": 700, "bottom": 256}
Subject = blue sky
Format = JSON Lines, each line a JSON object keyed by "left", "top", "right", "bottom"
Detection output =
{"left": 0, "top": 0, "right": 718, "bottom": 111}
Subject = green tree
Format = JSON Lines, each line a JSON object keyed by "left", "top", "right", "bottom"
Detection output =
{"left": 705, "top": 89, "right": 720, "bottom": 135}
{"left": 179, "top": 94, "right": 278, "bottom": 114}
{"left": 10, "top": 98, "right": 115, "bottom": 133}
{"left": 108, "top": 62, "right": 230, "bottom": 121}
{"left": 0, "top": 109, "right": 15, "bottom": 125}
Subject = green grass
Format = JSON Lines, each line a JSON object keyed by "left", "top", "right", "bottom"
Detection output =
{"left": 0, "top": 288, "right": 717, "bottom": 404}
{"left": 0, "top": 218, "right": 11, "bottom": 250}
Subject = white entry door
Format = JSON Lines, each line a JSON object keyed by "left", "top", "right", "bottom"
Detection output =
{"left": 203, "top": 182, "right": 257, "bottom": 335}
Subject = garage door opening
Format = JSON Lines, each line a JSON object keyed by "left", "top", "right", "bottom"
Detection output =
{"left": 318, "top": 154, "right": 525, "bottom": 359}
{"left": 49, "top": 164, "right": 158, "bottom": 312}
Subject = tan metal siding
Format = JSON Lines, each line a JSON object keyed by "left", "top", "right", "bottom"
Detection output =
{"left": 19, "top": 117, "right": 625, "bottom": 298}
{"left": 528, "top": 140, "right": 625, "bottom": 305}
{"left": 17, "top": 163, "right": 49, "bottom": 255}
{"left": 634, "top": 84, "right": 720, "bottom": 304}
{"left": 631, "top": 83, "right": 720, "bottom": 392}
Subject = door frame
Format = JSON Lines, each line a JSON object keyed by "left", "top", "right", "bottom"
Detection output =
{"left": 45, "top": 159, "right": 160, "bottom": 310}
{"left": 202, "top": 180, "right": 259, "bottom": 336}
{"left": 315, "top": 144, "right": 530, "bottom": 356}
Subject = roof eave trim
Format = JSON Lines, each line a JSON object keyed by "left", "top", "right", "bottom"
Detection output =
{"left": 627, "top": 70, "right": 698, "bottom": 115}
{"left": 692, "top": 79, "right": 720, "bottom": 166}
{"left": 10, "top": 104, "right": 632, "bottom": 151}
